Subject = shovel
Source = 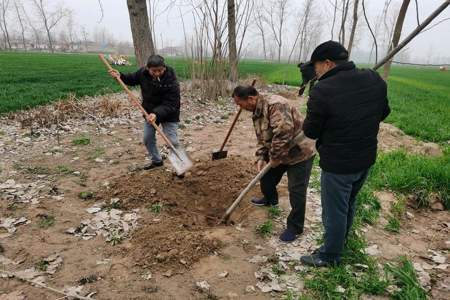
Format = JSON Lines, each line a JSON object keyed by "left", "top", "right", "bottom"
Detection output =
{"left": 219, "top": 162, "right": 273, "bottom": 224}
{"left": 220, "top": 132, "right": 309, "bottom": 224}
{"left": 212, "top": 79, "right": 257, "bottom": 160}
{"left": 99, "top": 54, "right": 193, "bottom": 175}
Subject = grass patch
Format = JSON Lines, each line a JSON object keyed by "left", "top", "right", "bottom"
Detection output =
{"left": 108, "top": 230, "right": 123, "bottom": 246}
{"left": 37, "top": 214, "right": 55, "bottom": 229}
{"left": 370, "top": 149, "right": 450, "bottom": 209}
{"left": 271, "top": 263, "right": 286, "bottom": 276}
{"left": 89, "top": 147, "right": 105, "bottom": 160}
{"left": 148, "top": 202, "right": 163, "bottom": 214}
{"left": 255, "top": 220, "right": 273, "bottom": 238}
{"left": 78, "top": 191, "right": 94, "bottom": 200}
{"left": 23, "top": 165, "right": 51, "bottom": 175}
{"left": 56, "top": 165, "right": 73, "bottom": 175}
{"left": 304, "top": 228, "right": 389, "bottom": 299}
{"left": 71, "top": 135, "right": 90, "bottom": 146}
{"left": 384, "top": 197, "right": 406, "bottom": 233}
{"left": 102, "top": 198, "right": 122, "bottom": 210}
{"left": 385, "top": 257, "right": 427, "bottom": 300}
{"left": 385, "top": 216, "right": 401, "bottom": 233}
{"left": 267, "top": 206, "right": 282, "bottom": 219}
{"left": 35, "top": 259, "right": 50, "bottom": 272}
{"left": 386, "top": 67, "right": 450, "bottom": 142}
{"left": 354, "top": 188, "right": 381, "bottom": 226}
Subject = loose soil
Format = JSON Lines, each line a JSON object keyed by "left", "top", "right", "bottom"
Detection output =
{"left": 97, "top": 157, "right": 258, "bottom": 271}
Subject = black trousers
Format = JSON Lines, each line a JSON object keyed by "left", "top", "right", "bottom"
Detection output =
{"left": 260, "top": 156, "right": 314, "bottom": 234}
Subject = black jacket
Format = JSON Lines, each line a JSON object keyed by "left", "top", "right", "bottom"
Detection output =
{"left": 120, "top": 66, "right": 180, "bottom": 123}
{"left": 303, "top": 61, "right": 390, "bottom": 174}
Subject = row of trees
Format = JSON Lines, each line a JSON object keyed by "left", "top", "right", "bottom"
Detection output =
{"left": 125, "top": 0, "right": 421, "bottom": 80}
{"left": 2, "top": 0, "right": 448, "bottom": 80}
{"left": 0, "top": 0, "right": 129, "bottom": 52}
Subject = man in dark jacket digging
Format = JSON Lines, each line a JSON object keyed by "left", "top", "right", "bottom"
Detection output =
{"left": 300, "top": 41, "right": 390, "bottom": 267}
{"left": 232, "top": 86, "right": 316, "bottom": 242}
{"left": 109, "top": 55, "right": 180, "bottom": 170}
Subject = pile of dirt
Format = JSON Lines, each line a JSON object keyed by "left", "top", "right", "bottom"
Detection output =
{"left": 98, "top": 156, "right": 258, "bottom": 271}
{"left": 127, "top": 217, "right": 222, "bottom": 272}
{"left": 378, "top": 123, "right": 442, "bottom": 156}
{"left": 98, "top": 156, "right": 257, "bottom": 224}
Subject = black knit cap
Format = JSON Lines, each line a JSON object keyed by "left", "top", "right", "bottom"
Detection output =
{"left": 306, "top": 40, "right": 349, "bottom": 65}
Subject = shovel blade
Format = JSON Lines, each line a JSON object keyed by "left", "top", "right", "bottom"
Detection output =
{"left": 168, "top": 147, "right": 193, "bottom": 175}
{"left": 211, "top": 150, "right": 228, "bottom": 160}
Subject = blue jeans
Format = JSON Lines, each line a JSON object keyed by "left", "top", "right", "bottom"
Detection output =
{"left": 143, "top": 122, "right": 179, "bottom": 163}
{"left": 319, "top": 169, "right": 369, "bottom": 263}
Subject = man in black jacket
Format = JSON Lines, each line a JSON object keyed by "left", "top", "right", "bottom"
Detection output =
{"left": 109, "top": 55, "right": 181, "bottom": 170}
{"left": 300, "top": 41, "right": 390, "bottom": 267}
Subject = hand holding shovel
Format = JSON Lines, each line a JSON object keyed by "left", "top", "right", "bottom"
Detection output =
{"left": 99, "top": 54, "right": 193, "bottom": 175}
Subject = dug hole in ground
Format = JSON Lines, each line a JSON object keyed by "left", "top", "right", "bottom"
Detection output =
{"left": 0, "top": 82, "right": 448, "bottom": 299}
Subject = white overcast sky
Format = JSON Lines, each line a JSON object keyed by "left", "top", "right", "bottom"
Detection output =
{"left": 23, "top": 0, "right": 450, "bottom": 62}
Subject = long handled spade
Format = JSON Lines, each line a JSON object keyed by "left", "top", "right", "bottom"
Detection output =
{"left": 220, "top": 162, "right": 273, "bottom": 224}
{"left": 211, "top": 79, "right": 257, "bottom": 160}
{"left": 220, "top": 133, "right": 308, "bottom": 224}
{"left": 99, "top": 54, "right": 193, "bottom": 175}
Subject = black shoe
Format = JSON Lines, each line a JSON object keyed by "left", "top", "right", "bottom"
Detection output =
{"left": 279, "top": 228, "right": 298, "bottom": 242}
{"left": 143, "top": 161, "right": 163, "bottom": 170}
{"left": 300, "top": 254, "right": 338, "bottom": 267}
{"left": 250, "top": 197, "right": 278, "bottom": 207}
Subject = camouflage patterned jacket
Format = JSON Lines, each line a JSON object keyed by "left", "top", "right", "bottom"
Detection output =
{"left": 252, "top": 94, "right": 315, "bottom": 165}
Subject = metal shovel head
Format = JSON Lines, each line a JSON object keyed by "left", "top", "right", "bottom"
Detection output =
{"left": 168, "top": 147, "right": 193, "bottom": 175}
{"left": 211, "top": 149, "right": 228, "bottom": 160}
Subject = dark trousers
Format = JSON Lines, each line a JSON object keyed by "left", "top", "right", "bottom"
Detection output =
{"left": 319, "top": 169, "right": 369, "bottom": 262}
{"left": 260, "top": 156, "right": 314, "bottom": 234}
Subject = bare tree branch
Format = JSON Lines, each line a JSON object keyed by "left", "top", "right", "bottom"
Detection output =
{"left": 97, "top": 0, "right": 104, "bottom": 23}
{"left": 420, "top": 17, "right": 450, "bottom": 34}
{"left": 362, "top": 0, "right": 377, "bottom": 64}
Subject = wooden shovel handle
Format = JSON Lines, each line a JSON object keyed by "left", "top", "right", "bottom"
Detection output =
{"left": 218, "top": 79, "right": 257, "bottom": 152}
{"left": 98, "top": 54, "right": 180, "bottom": 157}
{"left": 219, "top": 108, "right": 242, "bottom": 151}
{"left": 220, "top": 161, "right": 273, "bottom": 223}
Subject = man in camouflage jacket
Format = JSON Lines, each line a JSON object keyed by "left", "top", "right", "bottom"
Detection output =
{"left": 232, "top": 85, "right": 316, "bottom": 242}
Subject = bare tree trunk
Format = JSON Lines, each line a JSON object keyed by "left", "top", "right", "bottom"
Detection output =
{"left": 330, "top": 0, "right": 337, "bottom": 39}
{"left": 338, "top": 0, "right": 350, "bottom": 45}
{"left": 383, "top": 0, "right": 410, "bottom": 79}
{"left": 45, "top": 20, "right": 53, "bottom": 52}
{"left": 255, "top": 3, "right": 267, "bottom": 60}
{"left": 0, "top": 0, "right": 11, "bottom": 49}
{"left": 347, "top": 0, "right": 359, "bottom": 55}
{"left": 127, "top": 0, "right": 155, "bottom": 67}
{"left": 235, "top": 0, "right": 254, "bottom": 59}
{"left": 227, "top": 0, "right": 238, "bottom": 81}
{"left": 268, "top": 0, "right": 288, "bottom": 63}
{"left": 14, "top": 0, "right": 27, "bottom": 50}
{"left": 31, "top": 0, "right": 66, "bottom": 53}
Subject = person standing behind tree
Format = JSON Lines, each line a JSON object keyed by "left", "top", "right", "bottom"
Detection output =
{"left": 300, "top": 41, "right": 390, "bottom": 267}
{"left": 109, "top": 55, "right": 181, "bottom": 170}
